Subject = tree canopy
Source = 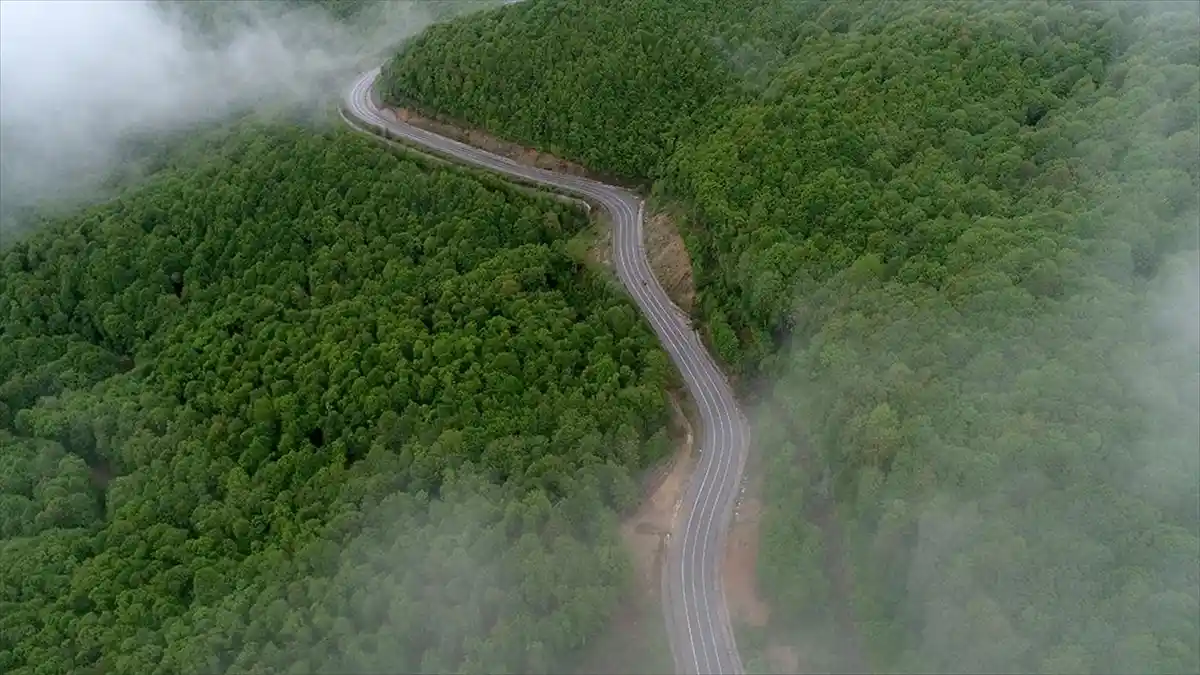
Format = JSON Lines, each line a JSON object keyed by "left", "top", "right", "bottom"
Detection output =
{"left": 379, "top": 0, "right": 816, "bottom": 183}
{"left": 0, "top": 125, "right": 675, "bottom": 674}
{"left": 380, "top": 1, "right": 1199, "bottom": 672}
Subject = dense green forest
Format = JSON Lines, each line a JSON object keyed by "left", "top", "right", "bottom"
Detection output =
{"left": 382, "top": 1, "right": 1199, "bottom": 673}
{"left": 380, "top": 0, "right": 815, "bottom": 182}
{"left": 0, "top": 125, "right": 677, "bottom": 674}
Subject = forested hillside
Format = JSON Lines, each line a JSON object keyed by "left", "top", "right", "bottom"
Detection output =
{"left": 0, "top": 125, "right": 676, "bottom": 674}
{"left": 379, "top": 0, "right": 820, "bottom": 182}
{"left": 380, "top": 1, "right": 1199, "bottom": 673}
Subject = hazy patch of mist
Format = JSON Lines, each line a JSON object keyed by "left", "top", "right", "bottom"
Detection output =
{"left": 744, "top": 4, "right": 1199, "bottom": 674}
{"left": 755, "top": 224, "right": 1200, "bottom": 674}
{"left": 167, "top": 464, "right": 622, "bottom": 673}
{"left": 1124, "top": 251, "right": 1200, "bottom": 515}
{"left": 896, "top": 249, "right": 1200, "bottom": 668}
{"left": 0, "top": 0, "right": 445, "bottom": 236}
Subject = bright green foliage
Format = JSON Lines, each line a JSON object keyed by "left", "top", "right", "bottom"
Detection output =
{"left": 382, "top": 1, "right": 1199, "bottom": 673}
{"left": 379, "top": 0, "right": 816, "bottom": 182}
{"left": 0, "top": 125, "right": 673, "bottom": 674}
{"left": 663, "top": 2, "right": 1195, "bottom": 373}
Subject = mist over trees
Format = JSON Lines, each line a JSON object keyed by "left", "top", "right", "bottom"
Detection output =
{"left": 0, "top": 0, "right": 500, "bottom": 234}
{"left": 382, "top": 0, "right": 1199, "bottom": 672}
{"left": 2, "top": 0, "right": 1196, "bottom": 673}
{"left": 0, "top": 125, "right": 674, "bottom": 674}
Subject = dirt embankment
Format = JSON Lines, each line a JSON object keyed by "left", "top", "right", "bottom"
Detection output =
{"left": 644, "top": 212, "right": 696, "bottom": 313}
{"left": 724, "top": 465, "right": 770, "bottom": 630}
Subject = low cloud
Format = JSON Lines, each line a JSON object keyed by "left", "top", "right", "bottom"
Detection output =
{"left": 0, "top": 0, "right": 436, "bottom": 229}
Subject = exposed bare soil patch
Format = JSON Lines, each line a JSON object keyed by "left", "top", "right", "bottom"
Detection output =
{"left": 644, "top": 211, "right": 696, "bottom": 313}
{"left": 725, "top": 487, "right": 770, "bottom": 628}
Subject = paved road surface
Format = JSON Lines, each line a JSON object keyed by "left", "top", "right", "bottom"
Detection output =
{"left": 343, "top": 67, "right": 750, "bottom": 675}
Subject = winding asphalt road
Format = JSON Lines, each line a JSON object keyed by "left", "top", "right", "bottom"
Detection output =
{"left": 342, "top": 67, "right": 751, "bottom": 675}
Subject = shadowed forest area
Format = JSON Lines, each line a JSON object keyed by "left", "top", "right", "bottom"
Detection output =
{"left": 382, "top": 1, "right": 1199, "bottom": 672}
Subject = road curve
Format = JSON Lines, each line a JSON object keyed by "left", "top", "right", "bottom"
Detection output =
{"left": 342, "top": 67, "right": 751, "bottom": 675}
